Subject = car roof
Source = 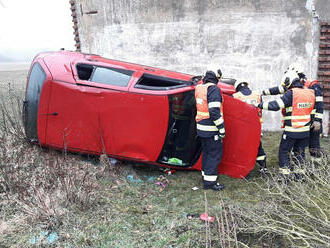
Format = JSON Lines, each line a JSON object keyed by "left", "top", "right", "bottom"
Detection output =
{"left": 40, "top": 50, "right": 193, "bottom": 83}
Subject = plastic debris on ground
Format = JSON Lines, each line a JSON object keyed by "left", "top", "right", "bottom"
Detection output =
{"left": 191, "top": 186, "right": 199, "bottom": 191}
{"left": 200, "top": 213, "right": 215, "bottom": 223}
{"left": 161, "top": 168, "right": 176, "bottom": 175}
{"left": 168, "top": 157, "right": 183, "bottom": 165}
{"left": 126, "top": 174, "right": 157, "bottom": 183}
{"left": 29, "top": 231, "right": 58, "bottom": 245}
{"left": 155, "top": 175, "right": 170, "bottom": 191}
{"left": 108, "top": 157, "right": 118, "bottom": 165}
{"left": 186, "top": 213, "right": 199, "bottom": 220}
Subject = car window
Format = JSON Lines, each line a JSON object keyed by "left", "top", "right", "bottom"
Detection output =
{"left": 135, "top": 73, "right": 191, "bottom": 90}
{"left": 90, "top": 66, "right": 133, "bottom": 87}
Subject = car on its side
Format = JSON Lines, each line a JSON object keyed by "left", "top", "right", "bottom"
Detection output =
{"left": 23, "top": 50, "right": 261, "bottom": 178}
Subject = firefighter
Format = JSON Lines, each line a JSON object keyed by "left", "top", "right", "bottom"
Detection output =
{"left": 254, "top": 71, "right": 315, "bottom": 181}
{"left": 195, "top": 70, "right": 225, "bottom": 191}
{"left": 262, "top": 63, "right": 324, "bottom": 163}
{"left": 232, "top": 80, "right": 268, "bottom": 175}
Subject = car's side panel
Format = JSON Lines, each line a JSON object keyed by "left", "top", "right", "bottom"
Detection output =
{"left": 100, "top": 92, "right": 169, "bottom": 161}
{"left": 45, "top": 81, "right": 169, "bottom": 162}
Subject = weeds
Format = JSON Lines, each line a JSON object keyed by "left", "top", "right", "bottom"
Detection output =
{"left": 233, "top": 158, "right": 330, "bottom": 247}
{"left": 0, "top": 85, "right": 104, "bottom": 236}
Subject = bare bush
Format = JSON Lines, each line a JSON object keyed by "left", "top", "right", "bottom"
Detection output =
{"left": 236, "top": 159, "right": 330, "bottom": 247}
{"left": 0, "top": 88, "right": 102, "bottom": 230}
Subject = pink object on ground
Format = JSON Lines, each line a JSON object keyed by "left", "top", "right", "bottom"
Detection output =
{"left": 200, "top": 213, "right": 215, "bottom": 222}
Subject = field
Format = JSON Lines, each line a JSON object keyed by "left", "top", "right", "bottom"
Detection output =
{"left": 0, "top": 69, "right": 329, "bottom": 247}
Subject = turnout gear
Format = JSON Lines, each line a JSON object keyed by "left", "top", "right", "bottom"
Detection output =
{"left": 288, "top": 88, "right": 315, "bottom": 130}
{"left": 200, "top": 136, "right": 223, "bottom": 189}
{"left": 257, "top": 84, "right": 315, "bottom": 175}
{"left": 196, "top": 71, "right": 225, "bottom": 190}
{"left": 262, "top": 71, "right": 323, "bottom": 161}
{"left": 195, "top": 76, "right": 225, "bottom": 138}
{"left": 278, "top": 134, "right": 309, "bottom": 177}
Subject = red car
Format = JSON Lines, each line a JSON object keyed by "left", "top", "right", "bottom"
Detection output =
{"left": 23, "top": 51, "right": 261, "bottom": 178}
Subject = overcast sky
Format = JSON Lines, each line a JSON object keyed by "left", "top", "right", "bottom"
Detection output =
{"left": 0, "top": 0, "right": 75, "bottom": 62}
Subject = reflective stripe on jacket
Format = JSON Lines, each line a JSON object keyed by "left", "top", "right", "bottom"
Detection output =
{"left": 232, "top": 91, "right": 263, "bottom": 123}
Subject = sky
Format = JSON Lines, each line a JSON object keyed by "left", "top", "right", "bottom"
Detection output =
{"left": 0, "top": 0, "right": 75, "bottom": 62}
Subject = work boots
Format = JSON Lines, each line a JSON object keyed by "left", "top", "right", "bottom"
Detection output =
{"left": 203, "top": 183, "right": 225, "bottom": 191}
{"left": 258, "top": 161, "right": 269, "bottom": 176}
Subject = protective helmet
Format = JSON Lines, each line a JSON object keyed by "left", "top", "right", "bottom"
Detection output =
{"left": 234, "top": 80, "right": 249, "bottom": 91}
{"left": 202, "top": 71, "right": 219, "bottom": 84}
{"left": 285, "top": 63, "right": 304, "bottom": 75}
{"left": 207, "top": 67, "right": 222, "bottom": 79}
{"left": 281, "top": 70, "right": 300, "bottom": 88}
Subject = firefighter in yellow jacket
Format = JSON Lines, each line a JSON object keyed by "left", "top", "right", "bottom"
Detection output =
{"left": 232, "top": 80, "right": 268, "bottom": 175}
{"left": 254, "top": 71, "right": 315, "bottom": 181}
{"left": 195, "top": 70, "right": 225, "bottom": 191}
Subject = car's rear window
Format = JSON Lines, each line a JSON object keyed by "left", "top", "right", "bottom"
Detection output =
{"left": 76, "top": 63, "right": 134, "bottom": 87}
{"left": 135, "top": 73, "right": 191, "bottom": 90}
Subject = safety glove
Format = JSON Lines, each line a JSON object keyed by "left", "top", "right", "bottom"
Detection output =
{"left": 311, "top": 121, "right": 321, "bottom": 132}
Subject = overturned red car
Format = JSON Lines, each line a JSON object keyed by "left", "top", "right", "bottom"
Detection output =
{"left": 23, "top": 51, "right": 261, "bottom": 178}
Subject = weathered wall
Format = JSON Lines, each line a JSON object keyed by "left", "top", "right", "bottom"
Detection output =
{"left": 73, "top": 0, "right": 327, "bottom": 132}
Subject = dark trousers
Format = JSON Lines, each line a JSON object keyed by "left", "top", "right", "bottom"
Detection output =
{"left": 201, "top": 136, "right": 223, "bottom": 186}
{"left": 309, "top": 128, "right": 322, "bottom": 157}
{"left": 279, "top": 133, "right": 309, "bottom": 169}
{"left": 256, "top": 141, "right": 266, "bottom": 168}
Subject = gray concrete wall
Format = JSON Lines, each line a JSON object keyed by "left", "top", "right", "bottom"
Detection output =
{"left": 75, "top": 0, "right": 324, "bottom": 131}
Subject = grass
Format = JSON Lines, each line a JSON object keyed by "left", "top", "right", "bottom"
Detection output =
{"left": 0, "top": 72, "right": 329, "bottom": 247}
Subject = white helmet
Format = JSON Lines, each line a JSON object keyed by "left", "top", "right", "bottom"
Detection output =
{"left": 281, "top": 70, "right": 300, "bottom": 88}
{"left": 285, "top": 63, "right": 304, "bottom": 75}
{"left": 234, "top": 80, "right": 249, "bottom": 91}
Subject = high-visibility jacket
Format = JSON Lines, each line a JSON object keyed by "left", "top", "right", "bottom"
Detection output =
{"left": 195, "top": 83, "right": 225, "bottom": 137}
{"left": 283, "top": 88, "right": 315, "bottom": 132}
{"left": 232, "top": 91, "right": 263, "bottom": 123}
{"left": 303, "top": 79, "right": 323, "bottom": 121}
{"left": 195, "top": 83, "right": 223, "bottom": 122}
{"left": 304, "top": 79, "right": 318, "bottom": 88}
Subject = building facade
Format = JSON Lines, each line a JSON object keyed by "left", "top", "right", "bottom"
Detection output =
{"left": 70, "top": 0, "right": 330, "bottom": 134}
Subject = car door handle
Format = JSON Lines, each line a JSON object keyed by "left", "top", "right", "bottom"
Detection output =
{"left": 40, "top": 112, "right": 58, "bottom": 116}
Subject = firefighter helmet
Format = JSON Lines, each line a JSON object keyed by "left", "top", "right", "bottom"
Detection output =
{"left": 285, "top": 63, "right": 304, "bottom": 75}
{"left": 207, "top": 67, "right": 222, "bottom": 79}
{"left": 202, "top": 71, "right": 218, "bottom": 84}
{"left": 281, "top": 70, "right": 300, "bottom": 88}
{"left": 234, "top": 80, "right": 249, "bottom": 91}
